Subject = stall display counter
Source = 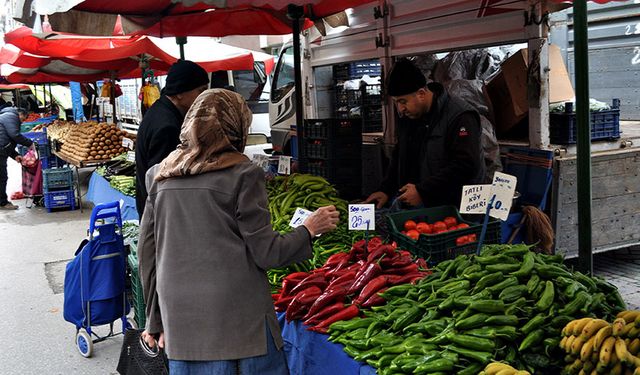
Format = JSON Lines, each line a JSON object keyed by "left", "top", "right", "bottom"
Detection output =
{"left": 86, "top": 171, "right": 138, "bottom": 222}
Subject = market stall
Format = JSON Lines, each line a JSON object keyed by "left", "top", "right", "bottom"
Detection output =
{"left": 86, "top": 171, "right": 137, "bottom": 221}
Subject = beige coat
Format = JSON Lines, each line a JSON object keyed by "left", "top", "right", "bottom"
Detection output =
{"left": 138, "top": 162, "right": 312, "bottom": 361}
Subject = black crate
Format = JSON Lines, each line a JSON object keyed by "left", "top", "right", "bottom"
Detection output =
{"left": 301, "top": 138, "right": 361, "bottom": 160}
{"left": 333, "top": 63, "right": 351, "bottom": 81}
{"left": 550, "top": 99, "right": 621, "bottom": 144}
{"left": 303, "top": 118, "right": 362, "bottom": 140}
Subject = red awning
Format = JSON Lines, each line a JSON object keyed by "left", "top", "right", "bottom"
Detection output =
{"left": 0, "top": 84, "right": 30, "bottom": 90}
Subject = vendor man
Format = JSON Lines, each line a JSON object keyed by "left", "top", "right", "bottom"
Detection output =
{"left": 365, "top": 58, "right": 485, "bottom": 209}
{"left": 135, "top": 60, "right": 209, "bottom": 217}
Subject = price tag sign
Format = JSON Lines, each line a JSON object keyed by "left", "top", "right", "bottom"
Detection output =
{"left": 459, "top": 184, "right": 492, "bottom": 214}
{"left": 289, "top": 207, "right": 313, "bottom": 228}
{"left": 126, "top": 151, "right": 136, "bottom": 162}
{"left": 488, "top": 172, "right": 517, "bottom": 221}
{"left": 252, "top": 154, "right": 270, "bottom": 171}
{"left": 96, "top": 97, "right": 109, "bottom": 104}
{"left": 348, "top": 204, "right": 375, "bottom": 230}
{"left": 122, "top": 137, "right": 134, "bottom": 150}
{"left": 278, "top": 155, "right": 292, "bottom": 175}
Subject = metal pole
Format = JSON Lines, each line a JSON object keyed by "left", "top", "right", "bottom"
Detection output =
{"left": 287, "top": 4, "right": 305, "bottom": 161}
{"left": 574, "top": 1, "right": 593, "bottom": 275}
{"left": 176, "top": 37, "right": 187, "bottom": 60}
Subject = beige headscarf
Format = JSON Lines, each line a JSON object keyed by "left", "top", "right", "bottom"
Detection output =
{"left": 155, "top": 89, "right": 252, "bottom": 181}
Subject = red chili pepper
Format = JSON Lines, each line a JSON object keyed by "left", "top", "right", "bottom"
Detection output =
{"left": 325, "top": 257, "right": 350, "bottom": 278}
{"left": 415, "top": 258, "right": 429, "bottom": 270}
{"left": 303, "top": 286, "right": 348, "bottom": 320}
{"left": 385, "top": 263, "right": 419, "bottom": 276}
{"left": 398, "top": 250, "right": 412, "bottom": 257}
{"left": 274, "top": 295, "right": 295, "bottom": 312}
{"left": 353, "top": 275, "right": 389, "bottom": 305}
{"left": 323, "top": 252, "right": 349, "bottom": 269}
{"left": 361, "top": 287, "right": 388, "bottom": 308}
{"left": 326, "top": 270, "right": 357, "bottom": 289}
{"left": 386, "top": 272, "right": 424, "bottom": 285}
{"left": 366, "top": 237, "right": 384, "bottom": 252}
{"left": 303, "top": 302, "right": 345, "bottom": 326}
{"left": 315, "top": 304, "right": 360, "bottom": 329}
{"left": 286, "top": 286, "right": 322, "bottom": 321}
{"left": 389, "top": 255, "right": 413, "bottom": 268}
{"left": 347, "top": 262, "right": 382, "bottom": 295}
{"left": 288, "top": 274, "right": 327, "bottom": 295}
{"left": 284, "top": 272, "right": 310, "bottom": 281}
{"left": 366, "top": 244, "right": 395, "bottom": 263}
{"left": 271, "top": 293, "right": 281, "bottom": 301}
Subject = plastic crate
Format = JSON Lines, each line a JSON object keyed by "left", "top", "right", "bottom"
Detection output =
{"left": 550, "top": 99, "right": 621, "bottom": 144}
{"left": 299, "top": 159, "right": 362, "bottom": 200}
{"left": 41, "top": 155, "right": 64, "bottom": 169}
{"left": 303, "top": 118, "right": 362, "bottom": 140}
{"left": 21, "top": 130, "right": 48, "bottom": 145}
{"left": 301, "top": 138, "right": 361, "bottom": 160}
{"left": 43, "top": 189, "right": 76, "bottom": 211}
{"left": 349, "top": 60, "right": 382, "bottom": 79}
{"left": 333, "top": 63, "right": 351, "bottom": 80}
{"left": 386, "top": 206, "right": 501, "bottom": 265}
{"left": 127, "top": 244, "right": 146, "bottom": 328}
{"left": 43, "top": 167, "right": 74, "bottom": 191}
{"left": 502, "top": 147, "right": 553, "bottom": 209}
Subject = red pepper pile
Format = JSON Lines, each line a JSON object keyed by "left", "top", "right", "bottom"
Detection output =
{"left": 272, "top": 237, "right": 430, "bottom": 334}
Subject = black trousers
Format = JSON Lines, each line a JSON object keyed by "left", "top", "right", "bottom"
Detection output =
{"left": 0, "top": 155, "right": 8, "bottom": 205}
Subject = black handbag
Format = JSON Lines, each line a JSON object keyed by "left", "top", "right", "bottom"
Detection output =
{"left": 117, "top": 329, "right": 169, "bottom": 375}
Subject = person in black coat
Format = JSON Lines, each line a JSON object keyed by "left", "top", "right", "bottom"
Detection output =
{"left": 135, "top": 60, "right": 209, "bottom": 217}
{"left": 365, "top": 58, "right": 485, "bottom": 209}
{"left": 0, "top": 107, "right": 32, "bottom": 210}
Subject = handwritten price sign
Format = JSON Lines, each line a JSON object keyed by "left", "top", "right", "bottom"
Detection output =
{"left": 289, "top": 208, "right": 313, "bottom": 228}
{"left": 348, "top": 204, "right": 375, "bottom": 231}
{"left": 278, "top": 156, "right": 291, "bottom": 175}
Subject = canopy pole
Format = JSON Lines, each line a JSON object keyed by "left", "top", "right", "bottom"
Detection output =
{"left": 109, "top": 72, "right": 117, "bottom": 124}
{"left": 574, "top": 1, "right": 593, "bottom": 275}
{"left": 48, "top": 83, "right": 53, "bottom": 114}
{"left": 287, "top": 4, "right": 305, "bottom": 161}
{"left": 176, "top": 37, "right": 187, "bottom": 60}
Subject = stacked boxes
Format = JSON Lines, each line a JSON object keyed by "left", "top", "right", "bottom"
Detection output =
{"left": 333, "top": 59, "right": 383, "bottom": 133}
{"left": 42, "top": 167, "right": 76, "bottom": 212}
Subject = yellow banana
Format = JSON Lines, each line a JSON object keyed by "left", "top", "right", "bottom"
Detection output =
{"left": 590, "top": 351, "right": 598, "bottom": 364}
{"left": 572, "top": 336, "right": 587, "bottom": 356}
{"left": 579, "top": 369, "right": 587, "bottom": 375}
{"left": 566, "top": 335, "right": 577, "bottom": 354}
{"left": 628, "top": 325, "right": 640, "bottom": 338}
{"left": 600, "top": 336, "right": 616, "bottom": 365}
{"left": 622, "top": 322, "right": 635, "bottom": 337}
{"left": 560, "top": 335, "right": 569, "bottom": 351}
{"left": 634, "top": 366, "right": 640, "bottom": 375}
{"left": 610, "top": 362, "right": 622, "bottom": 375}
{"left": 618, "top": 310, "right": 640, "bottom": 323}
{"left": 613, "top": 318, "right": 627, "bottom": 337}
{"left": 614, "top": 337, "right": 631, "bottom": 365}
{"left": 568, "top": 358, "right": 583, "bottom": 373}
{"left": 495, "top": 369, "right": 516, "bottom": 375}
{"left": 595, "top": 361, "right": 608, "bottom": 374}
{"left": 581, "top": 336, "right": 597, "bottom": 362}
{"left": 574, "top": 318, "right": 595, "bottom": 336}
{"left": 628, "top": 338, "right": 640, "bottom": 355}
{"left": 594, "top": 325, "right": 613, "bottom": 352}
{"left": 485, "top": 363, "right": 516, "bottom": 375}
{"left": 635, "top": 312, "right": 640, "bottom": 328}
{"left": 513, "top": 372, "right": 531, "bottom": 375}
{"left": 581, "top": 320, "right": 610, "bottom": 340}
{"left": 565, "top": 318, "right": 591, "bottom": 337}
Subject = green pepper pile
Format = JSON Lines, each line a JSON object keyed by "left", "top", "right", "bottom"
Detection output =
{"left": 327, "top": 244, "right": 626, "bottom": 374}
{"left": 266, "top": 174, "right": 363, "bottom": 293}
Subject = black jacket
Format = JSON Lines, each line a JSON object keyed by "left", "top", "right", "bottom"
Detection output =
{"left": 0, "top": 107, "right": 33, "bottom": 159}
{"left": 380, "top": 83, "right": 485, "bottom": 208}
{"left": 135, "top": 96, "right": 184, "bottom": 217}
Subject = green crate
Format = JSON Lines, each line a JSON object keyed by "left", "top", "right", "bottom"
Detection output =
{"left": 386, "top": 205, "right": 501, "bottom": 265}
{"left": 127, "top": 249, "right": 146, "bottom": 329}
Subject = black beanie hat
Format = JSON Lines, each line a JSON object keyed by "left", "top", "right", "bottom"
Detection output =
{"left": 163, "top": 60, "right": 209, "bottom": 96}
{"left": 386, "top": 58, "right": 427, "bottom": 96}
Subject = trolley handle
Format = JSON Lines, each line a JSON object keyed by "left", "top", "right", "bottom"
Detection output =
{"left": 89, "top": 201, "right": 123, "bottom": 234}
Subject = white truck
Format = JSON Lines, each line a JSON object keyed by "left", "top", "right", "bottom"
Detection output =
{"left": 268, "top": 0, "right": 640, "bottom": 257}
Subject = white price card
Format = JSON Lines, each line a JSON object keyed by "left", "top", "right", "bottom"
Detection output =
{"left": 126, "top": 151, "right": 136, "bottom": 162}
{"left": 278, "top": 155, "right": 292, "bottom": 175}
{"left": 252, "top": 154, "right": 270, "bottom": 171}
{"left": 96, "top": 97, "right": 109, "bottom": 104}
{"left": 459, "top": 184, "right": 492, "bottom": 214}
{"left": 289, "top": 207, "right": 313, "bottom": 228}
{"left": 122, "top": 137, "right": 134, "bottom": 150}
{"left": 348, "top": 204, "right": 375, "bottom": 230}
{"left": 488, "top": 172, "right": 517, "bottom": 221}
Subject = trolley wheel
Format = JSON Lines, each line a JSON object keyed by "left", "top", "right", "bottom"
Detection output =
{"left": 126, "top": 317, "right": 137, "bottom": 330}
{"left": 76, "top": 329, "right": 93, "bottom": 358}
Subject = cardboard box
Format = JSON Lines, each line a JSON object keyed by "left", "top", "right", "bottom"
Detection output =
{"left": 485, "top": 44, "right": 575, "bottom": 134}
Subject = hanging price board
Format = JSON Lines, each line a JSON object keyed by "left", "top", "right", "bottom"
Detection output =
{"left": 348, "top": 204, "right": 375, "bottom": 230}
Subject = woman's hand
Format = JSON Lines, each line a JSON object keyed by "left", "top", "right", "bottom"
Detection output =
{"left": 303, "top": 205, "right": 339, "bottom": 237}
{"left": 141, "top": 330, "right": 165, "bottom": 349}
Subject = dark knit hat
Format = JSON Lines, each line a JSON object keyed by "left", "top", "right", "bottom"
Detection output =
{"left": 386, "top": 58, "right": 427, "bottom": 96}
{"left": 163, "top": 60, "right": 209, "bottom": 96}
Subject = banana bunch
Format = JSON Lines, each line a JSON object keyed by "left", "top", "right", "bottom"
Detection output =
{"left": 479, "top": 362, "right": 531, "bottom": 375}
{"left": 559, "top": 311, "right": 640, "bottom": 374}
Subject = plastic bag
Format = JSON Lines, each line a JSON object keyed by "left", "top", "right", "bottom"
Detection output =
{"left": 21, "top": 148, "right": 38, "bottom": 169}
{"left": 142, "top": 84, "right": 161, "bottom": 108}
{"left": 434, "top": 49, "right": 501, "bottom": 83}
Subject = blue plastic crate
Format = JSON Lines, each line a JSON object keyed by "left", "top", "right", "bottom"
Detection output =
{"left": 41, "top": 155, "right": 62, "bottom": 169}
{"left": 550, "top": 99, "right": 621, "bottom": 144}
{"left": 21, "top": 130, "right": 48, "bottom": 145}
{"left": 502, "top": 147, "right": 554, "bottom": 210}
{"left": 43, "top": 167, "right": 74, "bottom": 191}
{"left": 44, "top": 189, "right": 76, "bottom": 211}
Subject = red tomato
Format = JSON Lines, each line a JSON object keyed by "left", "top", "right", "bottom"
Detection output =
{"left": 416, "top": 222, "right": 432, "bottom": 234}
{"left": 444, "top": 216, "right": 458, "bottom": 228}
{"left": 467, "top": 234, "right": 477, "bottom": 243}
{"left": 406, "top": 229, "right": 420, "bottom": 240}
{"left": 433, "top": 221, "right": 447, "bottom": 233}
{"left": 404, "top": 220, "right": 417, "bottom": 231}
{"left": 456, "top": 223, "right": 470, "bottom": 230}
{"left": 456, "top": 236, "right": 469, "bottom": 246}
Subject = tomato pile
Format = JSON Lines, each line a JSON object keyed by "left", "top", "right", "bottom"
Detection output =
{"left": 401, "top": 217, "right": 477, "bottom": 246}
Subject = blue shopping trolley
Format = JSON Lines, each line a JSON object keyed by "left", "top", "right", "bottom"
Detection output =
{"left": 63, "top": 202, "right": 133, "bottom": 357}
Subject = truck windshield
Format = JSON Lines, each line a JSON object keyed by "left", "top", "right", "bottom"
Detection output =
{"left": 271, "top": 46, "right": 295, "bottom": 103}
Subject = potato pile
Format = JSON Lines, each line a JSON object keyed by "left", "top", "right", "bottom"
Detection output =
{"left": 46, "top": 120, "right": 75, "bottom": 143}
{"left": 58, "top": 122, "right": 135, "bottom": 161}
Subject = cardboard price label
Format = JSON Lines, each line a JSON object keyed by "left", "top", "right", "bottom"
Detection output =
{"left": 126, "top": 151, "right": 136, "bottom": 162}
{"left": 459, "top": 172, "right": 517, "bottom": 221}
{"left": 289, "top": 207, "right": 313, "bottom": 228}
{"left": 348, "top": 204, "right": 375, "bottom": 230}
{"left": 278, "top": 156, "right": 291, "bottom": 175}
{"left": 459, "top": 184, "right": 492, "bottom": 214}
{"left": 122, "top": 137, "right": 134, "bottom": 150}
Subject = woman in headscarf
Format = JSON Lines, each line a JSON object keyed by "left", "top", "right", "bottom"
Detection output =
{"left": 138, "top": 89, "right": 339, "bottom": 374}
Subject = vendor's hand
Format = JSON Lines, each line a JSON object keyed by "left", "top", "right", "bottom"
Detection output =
{"left": 398, "top": 184, "right": 423, "bottom": 207}
{"left": 303, "top": 205, "right": 339, "bottom": 237}
{"left": 141, "top": 330, "right": 165, "bottom": 349}
{"left": 364, "top": 191, "right": 389, "bottom": 209}
{"left": 14, "top": 155, "right": 22, "bottom": 164}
